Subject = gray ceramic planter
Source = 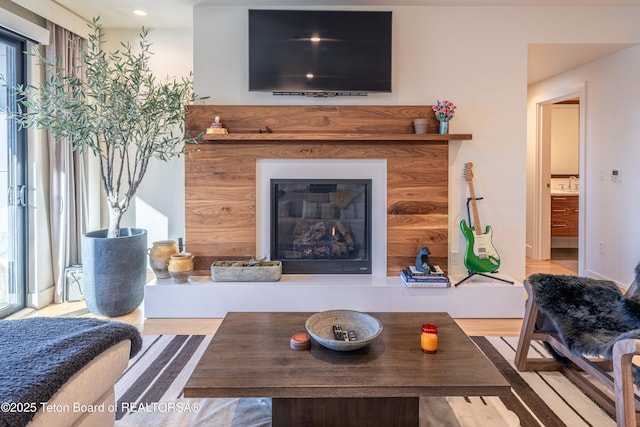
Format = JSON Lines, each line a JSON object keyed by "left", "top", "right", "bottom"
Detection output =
{"left": 81, "top": 228, "right": 147, "bottom": 317}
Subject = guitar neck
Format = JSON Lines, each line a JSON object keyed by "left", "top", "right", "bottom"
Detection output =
{"left": 467, "top": 180, "right": 483, "bottom": 235}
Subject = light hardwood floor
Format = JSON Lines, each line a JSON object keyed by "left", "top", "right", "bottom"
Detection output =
{"left": 9, "top": 258, "right": 576, "bottom": 337}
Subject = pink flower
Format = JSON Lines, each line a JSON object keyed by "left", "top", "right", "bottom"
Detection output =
{"left": 432, "top": 100, "right": 456, "bottom": 122}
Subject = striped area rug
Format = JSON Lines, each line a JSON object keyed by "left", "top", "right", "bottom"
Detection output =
{"left": 470, "top": 336, "right": 614, "bottom": 427}
{"left": 114, "top": 335, "right": 616, "bottom": 426}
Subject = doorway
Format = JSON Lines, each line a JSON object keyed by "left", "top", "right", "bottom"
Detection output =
{"left": 549, "top": 99, "right": 579, "bottom": 271}
{"left": 531, "top": 83, "right": 586, "bottom": 276}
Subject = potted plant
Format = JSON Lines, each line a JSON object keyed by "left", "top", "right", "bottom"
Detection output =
{"left": 3, "top": 18, "right": 201, "bottom": 316}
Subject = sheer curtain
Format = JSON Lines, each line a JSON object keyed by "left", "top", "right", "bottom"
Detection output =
{"left": 44, "top": 21, "right": 88, "bottom": 303}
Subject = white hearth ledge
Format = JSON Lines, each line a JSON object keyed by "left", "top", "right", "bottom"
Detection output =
{"left": 144, "top": 274, "right": 525, "bottom": 319}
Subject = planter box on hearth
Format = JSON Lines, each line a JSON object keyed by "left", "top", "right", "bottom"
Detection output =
{"left": 211, "top": 261, "right": 282, "bottom": 282}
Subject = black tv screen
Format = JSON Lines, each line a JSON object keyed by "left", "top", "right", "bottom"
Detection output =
{"left": 249, "top": 10, "right": 392, "bottom": 94}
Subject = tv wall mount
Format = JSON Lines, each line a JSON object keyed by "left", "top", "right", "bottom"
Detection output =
{"left": 273, "top": 91, "right": 368, "bottom": 97}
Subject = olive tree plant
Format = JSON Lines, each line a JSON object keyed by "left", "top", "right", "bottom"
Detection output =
{"left": 4, "top": 18, "right": 200, "bottom": 238}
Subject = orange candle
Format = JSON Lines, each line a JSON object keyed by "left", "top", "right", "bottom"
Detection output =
{"left": 420, "top": 323, "right": 438, "bottom": 353}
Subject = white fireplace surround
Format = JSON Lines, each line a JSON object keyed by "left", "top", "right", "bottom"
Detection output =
{"left": 256, "top": 159, "right": 387, "bottom": 277}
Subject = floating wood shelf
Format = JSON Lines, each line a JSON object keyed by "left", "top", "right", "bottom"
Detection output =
{"left": 201, "top": 133, "right": 472, "bottom": 142}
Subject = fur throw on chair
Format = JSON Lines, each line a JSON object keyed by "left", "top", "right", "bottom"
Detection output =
{"left": 528, "top": 264, "right": 640, "bottom": 383}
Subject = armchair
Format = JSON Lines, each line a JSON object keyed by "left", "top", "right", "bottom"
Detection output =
{"left": 515, "top": 268, "right": 640, "bottom": 427}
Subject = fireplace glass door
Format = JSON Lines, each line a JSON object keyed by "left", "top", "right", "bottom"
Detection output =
{"left": 271, "top": 179, "right": 372, "bottom": 274}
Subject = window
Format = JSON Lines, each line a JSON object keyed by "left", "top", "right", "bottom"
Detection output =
{"left": 0, "top": 29, "right": 27, "bottom": 317}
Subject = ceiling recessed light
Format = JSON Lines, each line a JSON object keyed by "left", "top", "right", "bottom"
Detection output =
{"left": 133, "top": 10, "right": 147, "bottom": 17}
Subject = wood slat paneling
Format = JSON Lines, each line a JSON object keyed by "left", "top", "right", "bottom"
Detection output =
{"left": 185, "top": 106, "right": 460, "bottom": 275}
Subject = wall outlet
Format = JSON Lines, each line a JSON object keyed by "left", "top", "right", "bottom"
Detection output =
{"left": 599, "top": 241, "right": 605, "bottom": 254}
{"left": 451, "top": 251, "right": 459, "bottom": 265}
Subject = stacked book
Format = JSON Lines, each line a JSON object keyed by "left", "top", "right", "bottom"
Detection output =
{"left": 400, "top": 265, "right": 451, "bottom": 288}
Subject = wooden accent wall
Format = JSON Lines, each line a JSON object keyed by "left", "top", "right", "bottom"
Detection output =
{"left": 185, "top": 105, "right": 469, "bottom": 275}
{"left": 188, "top": 105, "right": 442, "bottom": 135}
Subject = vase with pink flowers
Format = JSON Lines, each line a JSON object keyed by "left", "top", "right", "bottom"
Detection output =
{"left": 432, "top": 100, "right": 456, "bottom": 134}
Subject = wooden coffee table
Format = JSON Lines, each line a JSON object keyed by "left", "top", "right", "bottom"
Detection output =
{"left": 184, "top": 312, "right": 509, "bottom": 426}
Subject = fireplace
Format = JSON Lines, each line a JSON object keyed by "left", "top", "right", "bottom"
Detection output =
{"left": 271, "top": 179, "right": 372, "bottom": 274}
{"left": 256, "top": 158, "right": 387, "bottom": 276}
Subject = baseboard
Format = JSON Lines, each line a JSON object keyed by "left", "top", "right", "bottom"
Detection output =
{"left": 583, "top": 269, "right": 628, "bottom": 289}
{"left": 28, "top": 285, "right": 54, "bottom": 309}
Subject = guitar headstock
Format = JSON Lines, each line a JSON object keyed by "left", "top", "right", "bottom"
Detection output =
{"left": 463, "top": 162, "right": 474, "bottom": 182}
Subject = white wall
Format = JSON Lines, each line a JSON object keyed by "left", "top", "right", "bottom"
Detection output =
{"left": 528, "top": 45, "right": 640, "bottom": 287}
{"left": 100, "top": 27, "right": 193, "bottom": 244}
{"left": 550, "top": 105, "right": 579, "bottom": 175}
{"left": 192, "top": 5, "right": 640, "bottom": 282}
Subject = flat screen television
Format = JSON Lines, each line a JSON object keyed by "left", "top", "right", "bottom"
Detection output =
{"left": 248, "top": 10, "right": 392, "bottom": 95}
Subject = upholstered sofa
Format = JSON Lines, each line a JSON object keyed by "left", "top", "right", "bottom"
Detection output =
{"left": 0, "top": 317, "right": 141, "bottom": 427}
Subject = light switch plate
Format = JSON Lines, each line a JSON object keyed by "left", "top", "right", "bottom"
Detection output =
{"left": 611, "top": 169, "right": 622, "bottom": 183}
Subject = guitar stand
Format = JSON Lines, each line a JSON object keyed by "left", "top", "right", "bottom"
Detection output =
{"left": 465, "top": 196, "right": 483, "bottom": 222}
{"left": 455, "top": 197, "right": 514, "bottom": 287}
{"left": 455, "top": 271, "right": 514, "bottom": 286}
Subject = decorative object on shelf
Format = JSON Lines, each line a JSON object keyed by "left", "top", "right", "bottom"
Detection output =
{"left": 413, "top": 118, "right": 428, "bottom": 134}
{"left": 400, "top": 267, "right": 450, "bottom": 288}
{"left": 414, "top": 246, "right": 436, "bottom": 273}
{"left": 211, "top": 259, "right": 282, "bottom": 282}
{"left": 400, "top": 266, "right": 451, "bottom": 288}
{"left": 206, "top": 116, "right": 228, "bottom": 134}
{"left": 305, "top": 309, "right": 383, "bottom": 351}
{"left": 147, "top": 240, "right": 179, "bottom": 279}
{"left": 439, "top": 120, "right": 449, "bottom": 135}
{"left": 168, "top": 253, "right": 194, "bottom": 284}
{"left": 432, "top": 100, "right": 456, "bottom": 135}
{"left": 402, "top": 246, "right": 451, "bottom": 287}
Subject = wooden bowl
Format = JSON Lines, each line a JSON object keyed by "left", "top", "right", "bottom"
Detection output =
{"left": 305, "top": 310, "right": 383, "bottom": 351}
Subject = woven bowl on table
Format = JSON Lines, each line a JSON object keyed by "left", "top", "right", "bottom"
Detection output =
{"left": 305, "top": 309, "right": 383, "bottom": 351}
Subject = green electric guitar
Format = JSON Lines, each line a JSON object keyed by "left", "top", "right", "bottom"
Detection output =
{"left": 460, "top": 162, "right": 501, "bottom": 273}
